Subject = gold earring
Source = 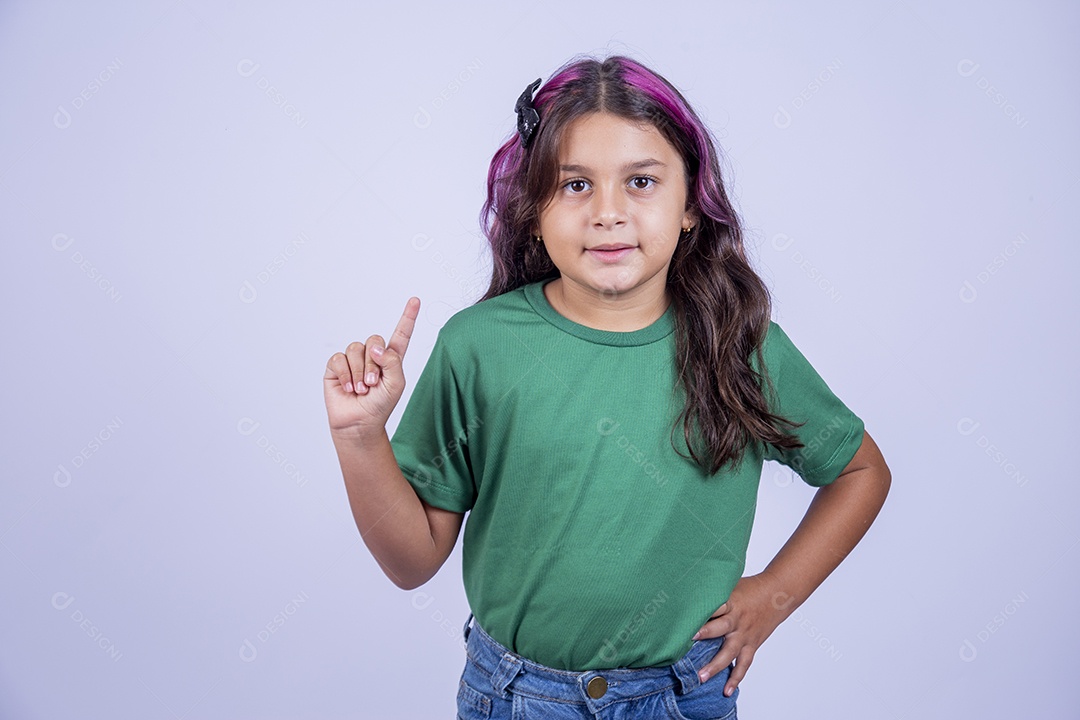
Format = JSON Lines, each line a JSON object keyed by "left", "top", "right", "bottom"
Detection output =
{"left": 535, "top": 235, "right": 543, "bottom": 242}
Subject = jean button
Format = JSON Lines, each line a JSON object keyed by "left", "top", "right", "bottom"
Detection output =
{"left": 586, "top": 675, "right": 608, "bottom": 699}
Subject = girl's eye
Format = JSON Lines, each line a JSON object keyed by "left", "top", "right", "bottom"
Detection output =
{"left": 561, "top": 176, "right": 657, "bottom": 194}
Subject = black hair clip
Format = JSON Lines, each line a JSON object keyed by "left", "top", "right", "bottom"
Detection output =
{"left": 515, "top": 77, "right": 542, "bottom": 149}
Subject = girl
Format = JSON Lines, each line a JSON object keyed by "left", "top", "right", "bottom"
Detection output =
{"left": 324, "top": 53, "right": 891, "bottom": 719}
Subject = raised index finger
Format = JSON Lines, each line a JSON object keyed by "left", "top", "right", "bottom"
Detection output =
{"left": 385, "top": 296, "right": 420, "bottom": 360}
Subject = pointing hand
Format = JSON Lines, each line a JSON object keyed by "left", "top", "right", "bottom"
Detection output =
{"left": 323, "top": 296, "right": 420, "bottom": 438}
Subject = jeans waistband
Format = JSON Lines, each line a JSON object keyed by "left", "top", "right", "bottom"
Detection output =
{"left": 460, "top": 612, "right": 723, "bottom": 711}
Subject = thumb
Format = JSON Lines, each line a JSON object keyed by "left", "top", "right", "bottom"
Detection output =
{"left": 369, "top": 343, "right": 405, "bottom": 396}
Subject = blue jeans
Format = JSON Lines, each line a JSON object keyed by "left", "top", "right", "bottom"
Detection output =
{"left": 456, "top": 612, "right": 738, "bottom": 719}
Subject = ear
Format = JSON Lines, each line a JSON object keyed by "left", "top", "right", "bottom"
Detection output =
{"left": 682, "top": 207, "right": 700, "bottom": 231}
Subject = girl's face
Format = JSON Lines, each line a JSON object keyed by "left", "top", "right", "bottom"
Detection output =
{"left": 537, "top": 112, "right": 695, "bottom": 308}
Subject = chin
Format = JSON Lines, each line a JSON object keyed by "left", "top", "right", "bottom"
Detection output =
{"left": 590, "top": 281, "right": 636, "bottom": 298}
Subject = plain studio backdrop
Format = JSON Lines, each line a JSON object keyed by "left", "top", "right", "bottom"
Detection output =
{"left": 1, "top": 1, "right": 1076, "bottom": 718}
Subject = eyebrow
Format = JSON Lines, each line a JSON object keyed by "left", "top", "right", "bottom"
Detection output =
{"left": 558, "top": 159, "right": 668, "bottom": 173}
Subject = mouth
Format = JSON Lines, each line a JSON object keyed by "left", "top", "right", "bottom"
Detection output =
{"left": 586, "top": 245, "right": 635, "bottom": 263}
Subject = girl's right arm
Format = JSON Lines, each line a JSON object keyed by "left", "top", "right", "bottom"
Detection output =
{"left": 323, "top": 297, "right": 464, "bottom": 591}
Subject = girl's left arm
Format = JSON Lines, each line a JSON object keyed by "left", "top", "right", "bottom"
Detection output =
{"left": 694, "top": 429, "right": 892, "bottom": 696}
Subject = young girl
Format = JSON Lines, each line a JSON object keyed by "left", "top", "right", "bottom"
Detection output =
{"left": 324, "top": 53, "right": 891, "bottom": 719}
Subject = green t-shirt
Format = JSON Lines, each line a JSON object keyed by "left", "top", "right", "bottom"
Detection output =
{"left": 389, "top": 278, "right": 865, "bottom": 670}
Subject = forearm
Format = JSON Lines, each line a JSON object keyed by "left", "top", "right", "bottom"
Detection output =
{"left": 761, "top": 458, "right": 891, "bottom": 614}
{"left": 332, "top": 428, "right": 438, "bottom": 590}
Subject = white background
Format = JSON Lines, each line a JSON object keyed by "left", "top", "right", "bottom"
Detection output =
{"left": 1, "top": 1, "right": 1076, "bottom": 717}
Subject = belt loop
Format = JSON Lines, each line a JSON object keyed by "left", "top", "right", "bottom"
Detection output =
{"left": 462, "top": 612, "right": 474, "bottom": 644}
{"left": 489, "top": 652, "right": 524, "bottom": 699}
{"left": 672, "top": 654, "right": 702, "bottom": 695}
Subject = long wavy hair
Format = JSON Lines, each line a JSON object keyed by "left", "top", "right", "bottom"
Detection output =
{"left": 477, "top": 53, "right": 805, "bottom": 475}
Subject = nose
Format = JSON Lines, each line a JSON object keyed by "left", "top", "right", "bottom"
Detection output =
{"left": 591, "top": 182, "right": 627, "bottom": 230}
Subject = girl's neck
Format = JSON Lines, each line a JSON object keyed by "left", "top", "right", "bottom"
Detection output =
{"left": 542, "top": 276, "right": 672, "bottom": 333}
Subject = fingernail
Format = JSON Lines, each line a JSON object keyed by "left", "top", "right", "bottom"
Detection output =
{"left": 345, "top": 382, "right": 353, "bottom": 393}
{"left": 699, "top": 670, "right": 709, "bottom": 682}
{"left": 371, "top": 346, "right": 383, "bottom": 357}
{"left": 366, "top": 372, "right": 376, "bottom": 385}
{"left": 692, "top": 631, "right": 700, "bottom": 640}
{"left": 725, "top": 686, "right": 733, "bottom": 697}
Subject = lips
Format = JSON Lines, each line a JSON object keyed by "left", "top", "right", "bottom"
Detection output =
{"left": 586, "top": 246, "right": 635, "bottom": 263}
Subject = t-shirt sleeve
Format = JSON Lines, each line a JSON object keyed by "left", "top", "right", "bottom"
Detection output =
{"left": 760, "top": 321, "right": 865, "bottom": 487}
{"left": 388, "top": 329, "right": 476, "bottom": 513}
